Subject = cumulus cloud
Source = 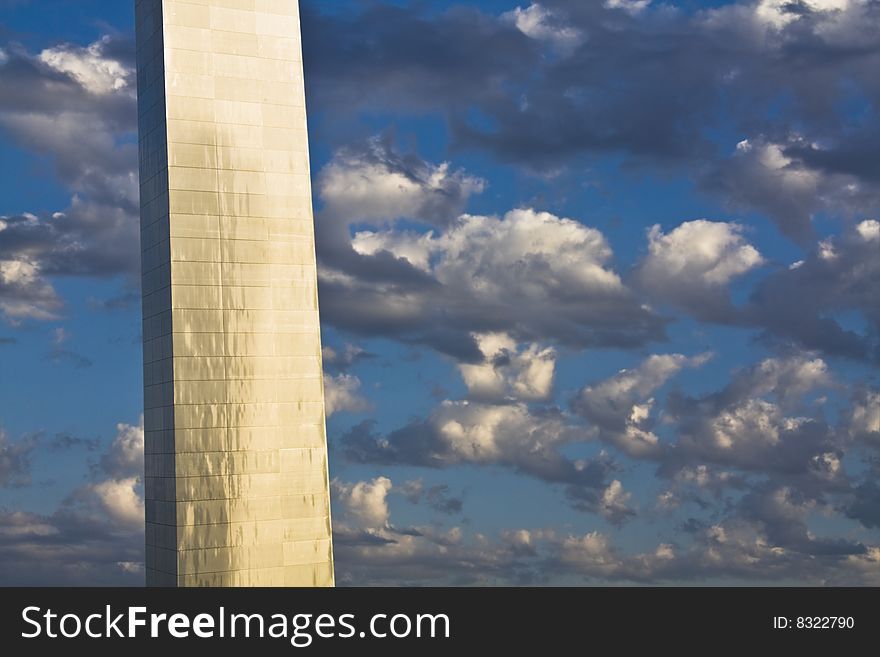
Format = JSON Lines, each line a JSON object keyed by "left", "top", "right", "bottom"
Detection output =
{"left": 573, "top": 353, "right": 711, "bottom": 459}
{"left": 318, "top": 149, "right": 666, "bottom": 357}
{"left": 745, "top": 220, "right": 880, "bottom": 361}
{"left": 332, "top": 476, "right": 393, "bottom": 530}
{"left": 845, "top": 388, "right": 880, "bottom": 442}
{"left": 702, "top": 137, "right": 879, "bottom": 241}
{"left": 304, "top": 1, "right": 880, "bottom": 235}
{"left": 634, "top": 220, "right": 764, "bottom": 321}
{"left": 600, "top": 480, "right": 635, "bottom": 525}
{"left": 0, "top": 36, "right": 138, "bottom": 323}
{"left": 318, "top": 136, "right": 485, "bottom": 231}
{"left": 324, "top": 373, "right": 369, "bottom": 416}
{"left": 458, "top": 333, "right": 556, "bottom": 402}
{"left": 341, "top": 400, "right": 620, "bottom": 517}
{"left": 503, "top": 4, "right": 585, "bottom": 53}
{"left": 604, "top": 0, "right": 653, "bottom": 16}
{"left": 38, "top": 36, "right": 133, "bottom": 96}
{"left": 662, "top": 355, "right": 839, "bottom": 480}
{"left": 0, "top": 417, "right": 145, "bottom": 585}
{"left": 0, "top": 254, "right": 63, "bottom": 322}
{"left": 99, "top": 418, "right": 144, "bottom": 480}
{"left": 0, "top": 509, "right": 143, "bottom": 586}
{"left": 85, "top": 477, "right": 143, "bottom": 528}
{"left": 331, "top": 476, "right": 880, "bottom": 586}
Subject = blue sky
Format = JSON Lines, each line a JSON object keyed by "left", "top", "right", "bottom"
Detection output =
{"left": 0, "top": 0, "right": 878, "bottom": 585}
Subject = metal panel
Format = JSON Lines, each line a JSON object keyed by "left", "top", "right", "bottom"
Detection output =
{"left": 136, "top": 0, "right": 333, "bottom": 587}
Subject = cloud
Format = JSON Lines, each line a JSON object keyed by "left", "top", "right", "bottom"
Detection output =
{"left": 0, "top": 417, "right": 145, "bottom": 585}
{"left": 604, "top": 0, "right": 653, "bottom": 16}
{"left": 744, "top": 220, "right": 880, "bottom": 361}
{"left": 0, "top": 253, "right": 63, "bottom": 322}
{"left": 38, "top": 36, "right": 134, "bottom": 96}
{"left": 304, "top": 1, "right": 880, "bottom": 237}
{"left": 634, "top": 220, "right": 764, "bottom": 321}
{"left": 572, "top": 353, "right": 711, "bottom": 459}
{"left": 599, "top": 480, "right": 635, "bottom": 525}
{"left": 99, "top": 418, "right": 144, "bottom": 480}
{"left": 701, "top": 137, "right": 880, "bottom": 241}
{"left": 318, "top": 136, "right": 485, "bottom": 232}
{"left": 84, "top": 477, "right": 143, "bottom": 528}
{"left": 332, "top": 476, "right": 393, "bottom": 530}
{"left": 331, "top": 473, "right": 880, "bottom": 585}
{"left": 324, "top": 374, "right": 369, "bottom": 416}
{"left": 331, "top": 475, "right": 545, "bottom": 585}
{"left": 400, "top": 480, "right": 464, "bottom": 515}
{"left": 322, "top": 343, "right": 375, "bottom": 373}
{"left": 341, "top": 397, "right": 624, "bottom": 519}
{"left": 0, "top": 36, "right": 138, "bottom": 323}
{"left": 48, "top": 327, "right": 92, "bottom": 369}
{"left": 662, "top": 355, "right": 839, "bottom": 479}
{"left": 458, "top": 333, "right": 556, "bottom": 402}
{"left": 0, "top": 426, "right": 38, "bottom": 488}
{"left": 318, "top": 145, "right": 666, "bottom": 357}
{"left": 844, "top": 388, "right": 880, "bottom": 442}
{"left": 0, "top": 509, "right": 143, "bottom": 586}
{"left": 503, "top": 4, "right": 585, "bottom": 54}
{"left": 632, "top": 218, "right": 879, "bottom": 363}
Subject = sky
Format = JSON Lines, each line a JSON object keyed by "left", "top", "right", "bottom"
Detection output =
{"left": 0, "top": 0, "right": 878, "bottom": 586}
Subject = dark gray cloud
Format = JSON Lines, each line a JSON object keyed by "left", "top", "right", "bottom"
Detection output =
{"left": 0, "top": 427, "right": 37, "bottom": 488}
{"left": 339, "top": 402, "right": 631, "bottom": 521}
{"left": 400, "top": 480, "right": 465, "bottom": 515}
{"left": 330, "top": 472, "right": 880, "bottom": 586}
{"left": 303, "top": 1, "right": 880, "bottom": 240}
{"left": 631, "top": 219, "right": 878, "bottom": 363}
{"left": 322, "top": 343, "right": 377, "bottom": 374}
{"left": 49, "top": 433, "right": 100, "bottom": 452}
{"left": 0, "top": 509, "right": 142, "bottom": 586}
{"left": 743, "top": 220, "right": 880, "bottom": 362}
{"left": 845, "top": 477, "right": 880, "bottom": 529}
{"left": 0, "top": 418, "right": 144, "bottom": 585}
{"left": 0, "top": 36, "right": 138, "bottom": 323}
{"left": 316, "top": 138, "right": 668, "bottom": 359}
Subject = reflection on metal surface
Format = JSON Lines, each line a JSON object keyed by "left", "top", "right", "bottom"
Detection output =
{"left": 135, "top": 0, "right": 333, "bottom": 587}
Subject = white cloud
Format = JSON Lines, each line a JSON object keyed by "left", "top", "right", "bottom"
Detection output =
{"left": 642, "top": 220, "right": 764, "bottom": 287}
{"left": 574, "top": 353, "right": 711, "bottom": 458}
{"left": 0, "top": 257, "right": 63, "bottom": 322}
{"left": 605, "top": 0, "right": 653, "bottom": 16}
{"left": 504, "top": 4, "right": 585, "bottom": 53}
{"left": 458, "top": 333, "right": 556, "bottom": 402}
{"left": 847, "top": 389, "right": 880, "bottom": 439}
{"left": 324, "top": 373, "right": 369, "bottom": 416}
{"left": 710, "top": 136, "right": 880, "bottom": 241}
{"left": 39, "top": 36, "right": 133, "bottom": 96}
{"left": 635, "top": 220, "right": 763, "bottom": 320}
{"left": 666, "top": 356, "right": 837, "bottom": 475}
{"left": 855, "top": 219, "right": 880, "bottom": 242}
{"left": 318, "top": 137, "right": 485, "bottom": 228}
{"left": 734, "top": 356, "right": 831, "bottom": 404}
{"left": 100, "top": 417, "right": 144, "bottom": 479}
{"left": 754, "top": 0, "right": 854, "bottom": 29}
{"left": 318, "top": 143, "right": 664, "bottom": 354}
{"left": 87, "top": 476, "right": 143, "bottom": 528}
{"left": 600, "top": 480, "right": 635, "bottom": 525}
{"left": 352, "top": 228, "right": 436, "bottom": 271}
{"left": 431, "top": 401, "right": 571, "bottom": 464}
{"left": 332, "top": 476, "right": 393, "bottom": 529}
